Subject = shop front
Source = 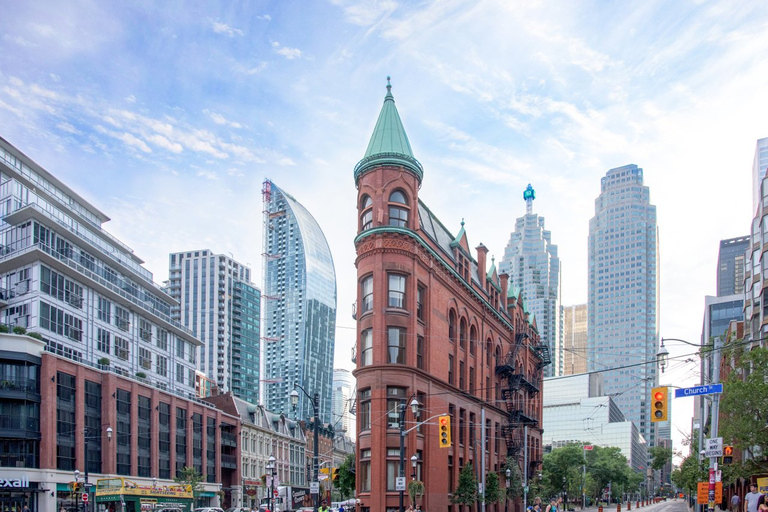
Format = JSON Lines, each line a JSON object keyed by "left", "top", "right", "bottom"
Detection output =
{"left": 0, "top": 474, "right": 45, "bottom": 512}
{"left": 94, "top": 478, "right": 193, "bottom": 512}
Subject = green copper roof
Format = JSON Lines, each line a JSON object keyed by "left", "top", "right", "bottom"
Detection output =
{"left": 487, "top": 256, "right": 496, "bottom": 279}
{"left": 451, "top": 219, "right": 467, "bottom": 248}
{"left": 354, "top": 77, "right": 423, "bottom": 184}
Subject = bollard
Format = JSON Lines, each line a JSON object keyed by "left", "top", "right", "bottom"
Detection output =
{"left": 599, "top": 506, "right": 603, "bottom": 512}
{"left": 637, "top": 501, "right": 640, "bottom": 508}
{"left": 628, "top": 502, "right": 631, "bottom": 510}
{"left": 617, "top": 504, "right": 622, "bottom": 512}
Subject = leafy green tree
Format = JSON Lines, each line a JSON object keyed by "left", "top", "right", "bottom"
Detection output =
{"left": 504, "top": 459, "right": 524, "bottom": 501}
{"left": 670, "top": 453, "right": 706, "bottom": 495}
{"left": 452, "top": 464, "right": 478, "bottom": 506}
{"left": 542, "top": 443, "right": 584, "bottom": 499}
{"left": 720, "top": 346, "right": 768, "bottom": 475}
{"left": 336, "top": 453, "right": 356, "bottom": 499}
{"left": 484, "top": 471, "right": 503, "bottom": 505}
{"left": 174, "top": 466, "right": 205, "bottom": 505}
{"left": 649, "top": 446, "right": 673, "bottom": 472}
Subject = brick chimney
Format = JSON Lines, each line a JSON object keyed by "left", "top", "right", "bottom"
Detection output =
{"left": 476, "top": 243, "right": 488, "bottom": 290}
{"left": 499, "top": 272, "right": 509, "bottom": 310}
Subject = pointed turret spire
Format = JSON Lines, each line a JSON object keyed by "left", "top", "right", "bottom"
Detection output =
{"left": 354, "top": 77, "right": 423, "bottom": 185}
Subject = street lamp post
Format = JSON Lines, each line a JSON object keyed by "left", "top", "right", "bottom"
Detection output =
{"left": 399, "top": 396, "right": 420, "bottom": 512}
{"left": 83, "top": 426, "right": 112, "bottom": 512}
{"left": 267, "top": 456, "right": 276, "bottom": 512}
{"left": 505, "top": 468, "right": 511, "bottom": 512}
{"left": 658, "top": 337, "right": 723, "bottom": 512}
{"left": 291, "top": 385, "right": 320, "bottom": 512}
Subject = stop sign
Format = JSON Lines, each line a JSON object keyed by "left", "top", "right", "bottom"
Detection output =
{"left": 274, "top": 489, "right": 278, "bottom": 497}
{"left": 81, "top": 493, "right": 89, "bottom": 503}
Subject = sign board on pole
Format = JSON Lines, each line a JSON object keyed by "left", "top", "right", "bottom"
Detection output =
{"left": 310, "top": 482, "right": 320, "bottom": 494}
{"left": 583, "top": 445, "right": 593, "bottom": 451}
{"left": 697, "top": 482, "right": 722, "bottom": 504}
{"left": 705, "top": 437, "right": 723, "bottom": 458}
{"left": 757, "top": 478, "right": 768, "bottom": 494}
{"left": 396, "top": 477, "right": 406, "bottom": 491}
{"left": 674, "top": 384, "right": 723, "bottom": 398}
{"left": 81, "top": 493, "right": 89, "bottom": 503}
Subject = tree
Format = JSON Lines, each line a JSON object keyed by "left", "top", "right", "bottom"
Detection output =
{"left": 452, "top": 464, "right": 479, "bottom": 506}
{"left": 485, "top": 471, "right": 503, "bottom": 505}
{"left": 649, "top": 446, "right": 673, "bottom": 472}
{"left": 670, "top": 453, "right": 706, "bottom": 495}
{"left": 174, "top": 466, "right": 205, "bottom": 505}
{"left": 336, "top": 453, "right": 356, "bottom": 499}
{"left": 542, "top": 443, "right": 584, "bottom": 499}
{"left": 505, "top": 458, "right": 524, "bottom": 501}
{"left": 720, "top": 346, "right": 768, "bottom": 475}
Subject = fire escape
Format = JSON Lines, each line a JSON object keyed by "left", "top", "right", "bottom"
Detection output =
{"left": 495, "top": 332, "right": 551, "bottom": 474}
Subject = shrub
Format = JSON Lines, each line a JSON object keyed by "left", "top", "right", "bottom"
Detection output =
{"left": 0, "top": 324, "right": 10, "bottom": 333}
{"left": 26, "top": 332, "right": 44, "bottom": 340}
{"left": 98, "top": 357, "right": 111, "bottom": 366}
{"left": 12, "top": 326, "right": 27, "bottom": 335}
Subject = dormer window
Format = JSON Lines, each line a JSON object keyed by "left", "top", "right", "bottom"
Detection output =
{"left": 361, "top": 195, "right": 373, "bottom": 231}
{"left": 388, "top": 190, "right": 408, "bottom": 227}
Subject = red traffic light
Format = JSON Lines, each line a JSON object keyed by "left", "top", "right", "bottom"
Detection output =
{"left": 439, "top": 417, "right": 448, "bottom": 426}
{"left": 654, "top": 391, "right": 664, "bottom": 401}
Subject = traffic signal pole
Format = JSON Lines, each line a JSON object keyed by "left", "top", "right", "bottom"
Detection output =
{"left": 707, "top": 337, "right": 722, "bottom": 512}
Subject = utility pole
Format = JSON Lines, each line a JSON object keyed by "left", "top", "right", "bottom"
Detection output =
{"left": 707, "top": 337, "right": 722, "bottom": 512}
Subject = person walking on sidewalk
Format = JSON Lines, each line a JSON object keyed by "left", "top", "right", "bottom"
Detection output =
{"left": 745, "top": 484, "right": 761, "bottom": 512}
{"left": 732, "top": 493, "right": 741, "bottom": 512}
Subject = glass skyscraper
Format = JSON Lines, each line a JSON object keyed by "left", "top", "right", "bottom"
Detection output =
{"left": 588, "top": 164, "right": 659, "bottom": 447}
{"left": 500, "top": 184, "right": 562, "bottom": 376}
{"left": 562, "top": 303, "right": 588, "bottom": 375}
{"left": 717, "top": 236, "right": 749, "bottom": 297}
{"left": 262, "top": 179, "right": 336, "bottom": 424}
{"left": 168, "top": 250, "right": 261, "bottom": 403}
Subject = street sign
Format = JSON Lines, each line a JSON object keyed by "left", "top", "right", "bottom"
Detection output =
{"left": 310, "top": 482, "right": 319, "bottom": 494}
{"left": 696, "top": 482, "right": 722, "bottom": 504}
{"left": 674, "top": 383, "right": 723, "bottom": 398}
{"left": 81, "top": 493, "right": 89, "bottom": 503}
{"left": 583, "top": 445, "right": 593, "bottom": 450}
{"left": 705, "top": 437, "right": 723, "bottom": 458}
{"left": 396, "top": 477, "right": 406, "bottom": 491}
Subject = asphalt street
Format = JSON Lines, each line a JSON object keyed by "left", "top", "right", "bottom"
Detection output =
{"left": 575, "top": 499, "right": 692, "bottom": 512}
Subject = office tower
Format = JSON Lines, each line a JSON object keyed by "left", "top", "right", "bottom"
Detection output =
{"left": 168, "top": 250, "right": 261, "bottom": 403}
{"left": 352, "top": 79, "right": 548, "bottom": 512}
{"left": 562, "top": 304, "right": 588, "bottom": 375}
{"left": 500, "top": 184, "right": 563, "bottom": 377}
{"left": 588, "top": 164, "right": 659, "bottom": 447}
{"left": 262, "top": 179, "right": 336, "bottom": 424}
{"left": 332, "top": 368, "right": 356, "bottom": 436}
{"left": 543, "top": 374, "right": 646, "bottom": 473}
{"left": 717, "top": 236, "right": 749, "bottom": 297}
{"left": 752, "top": 137, "right": 768, "bottom": 216}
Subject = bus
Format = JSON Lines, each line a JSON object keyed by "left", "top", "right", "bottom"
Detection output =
{"left": 94, "top": 478, "right": 194, "bottom": 512}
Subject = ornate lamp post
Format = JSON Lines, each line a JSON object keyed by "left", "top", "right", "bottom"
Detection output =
{"left": 266, "top": 456, "right": 276, "bottom": 512}
{"left": 399, "top": 396, "right": 420, "bottom": 512}
{"left": 291, "top": 386, "right": 320, "bottom": 512}
{"left": 505, "top": 468, "right": 511, "bottom": 512}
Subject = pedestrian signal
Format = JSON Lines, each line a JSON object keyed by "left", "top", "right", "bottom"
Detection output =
{"left": 438, "top": 415, "right": 451, "bottom": 448}
{"left": 651, "top": 387, "right": 668, "bottom": 422}
{"left": 723, "top": 445, "right": 733, "bottom": 464}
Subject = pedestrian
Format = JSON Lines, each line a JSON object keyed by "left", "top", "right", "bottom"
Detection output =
{"left": 545, "top": 498, "right": 559, "bottom": 512}
{"left": 339, "top": 506, "right": 345, "bottom": 512}
{"left": 732, "top": 493, "right": 742, "bottom": 512}
{"left": 405, "top": 505, "right": 414, "bottom": 512}
{"left": 319, "top": 501, "right": 331, "bottom": 512}
{"left": 532, "top": 497, "right": 542, "bottom": 512}
{"left": 758, "top": 495, "right": 767, "bottom": 512}
{"left": 746, "top": 484, "right": 762, "bottom": 512}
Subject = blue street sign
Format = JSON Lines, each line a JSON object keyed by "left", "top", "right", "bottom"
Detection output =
{"left": 674, "top": 383, "right": 723, "bottom": 398}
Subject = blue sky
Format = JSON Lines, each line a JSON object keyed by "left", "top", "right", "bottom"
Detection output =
{"left": 2, "top": 0, "right": 768, "bottom": 454}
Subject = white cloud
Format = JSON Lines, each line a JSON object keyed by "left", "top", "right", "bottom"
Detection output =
{"left": 272, "top": 42, "right": 303, "bottom": 60}
{"left": 330, "top": 0, "right": 398, "bottom": 26}
{"left": 257, "top": 14, "right": 272, "bottom": 21}
{"left": 205, "top": 110, "right": 243, "bottom": 128}
{"left": 57, "top": 122, "right": 80, "bottom": 134}
{"left": 125, "top": 94, "right": 136, "bottom": 103}
{"left": 210, "top": 19, "right": 243, "bottom": 37}
{"left": 146, "top": 134, "right": 183, "bottom": 153}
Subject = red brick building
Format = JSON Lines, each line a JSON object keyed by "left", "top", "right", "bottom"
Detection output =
{"left": 352, "top": 79, "right": 549, "bottom": 512}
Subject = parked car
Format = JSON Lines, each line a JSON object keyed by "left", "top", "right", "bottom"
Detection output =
{"left": 194, "top": 508, "right": 225, "bottom": 512}
{"left": 227, "top": 508, "right": 251, "bottom": 512}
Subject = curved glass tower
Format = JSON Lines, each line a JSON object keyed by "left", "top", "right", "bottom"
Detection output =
{"left": 262, "top": 179, "right": 336, "bottom": 424}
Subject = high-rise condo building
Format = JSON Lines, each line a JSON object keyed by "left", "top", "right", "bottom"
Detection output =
{"left": 500, "top": 184, "right": 562, "bottom": 376}
{"left": 562, "top": 304, "right": 587, "bottom": 375}
{"left": 588, "top": 164, "right": 660, "bottom": 447}
{"left": 717, "top": 236, "right": 749, "bottom": 297}
{"left": 168, "top": 250, "right": 261, "bottom": 403}
{"left": 332, "top": 368, "right": 355, "bottom": 436}
{"left": 752, "top": 137, "right": 768, "bottom": 216}
{"left": 262, "top": 179, "right": 336, "bottom": 424}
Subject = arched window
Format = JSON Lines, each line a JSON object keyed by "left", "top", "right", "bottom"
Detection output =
{"left": 360, "top": 195, "right": 373, "bottom": 231}
{"left": 469, "top": 325, "right": 477, "bottom": 356}
{"left": 388, "top": 190, "right": 409, "bottom": 227}
{"left": 449, "top": 310, "right": 457, "bottom": 343}
{"left": 486, "top": 339, "right": 493, "bottom": 367}
{"left": 459, "top": 318, "right": 467, "bottom": 349}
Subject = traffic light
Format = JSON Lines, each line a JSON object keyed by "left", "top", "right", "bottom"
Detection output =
{"left": 332, "top": 468, "right": 340, "bottom": 484}
{"left": 438, "top": 415, "right": 451, "bottom": 448}
{"left": 723, "top": 445, "right": 734, "bottom": 464}
{"left": 651, "top": 387, "right": 668, "bottom": 422}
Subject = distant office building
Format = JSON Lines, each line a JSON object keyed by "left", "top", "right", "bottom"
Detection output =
{"left": 500, "top": 184, "right": 563, "bottom": 376}
{"left": 752, "top": 137, "right": 768, "bottom": 216}
{"left": 562, "top": 304, "right": 588, "bottom": 375}
{"left": 588, "top": 164, "right": 660, "bottom": 447}
{"left": 169, "top": 250, "right": 261, "bottom": 403}
{"left": 332, "top": 368, "right": 355, "bottom": 436}
{"left": 262, "top": 179, "right": 336, "bottom": 424}
{"left": 543, "top": 374, "right": 646, "bottom": 473}
{"left": 717, "top": 236, "right": 749, "bottom": 297}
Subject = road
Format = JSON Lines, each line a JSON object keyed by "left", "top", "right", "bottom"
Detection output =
{"left": 575, "top": 499, "right": 694, "bottom": 512}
